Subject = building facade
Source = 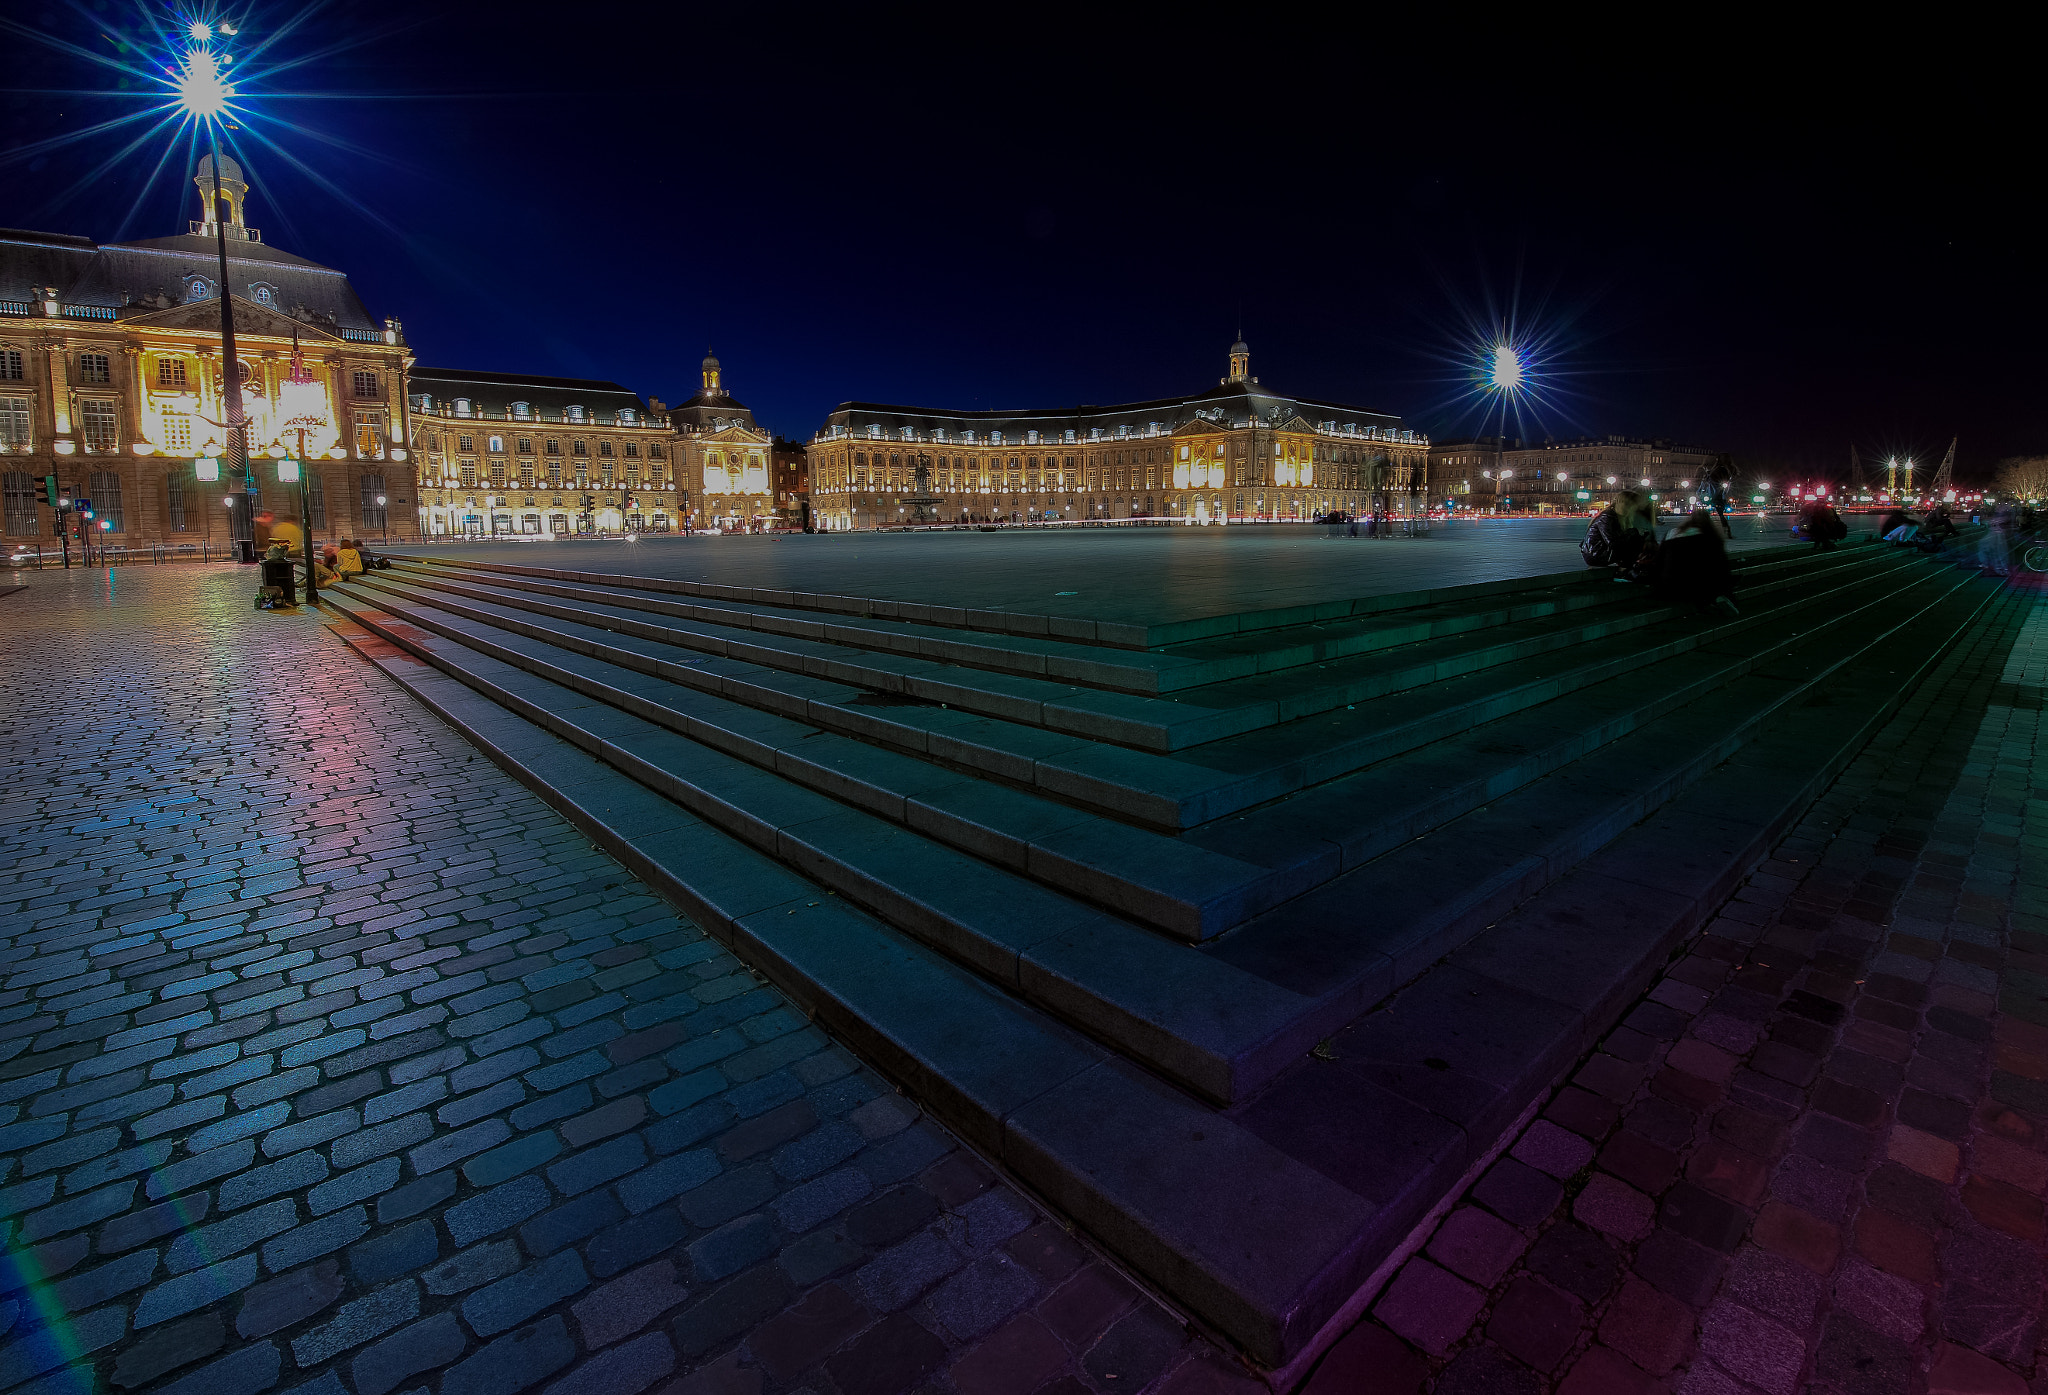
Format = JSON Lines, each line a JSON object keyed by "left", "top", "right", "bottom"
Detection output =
{"left": 669, "top": 352, "right": 775, "bottom": 532}
{"left": 1427, "top": 437, "right": 1510, "bottom": 508}
{"left": 0, "top": 157, "right": 416, "bottom": 549}
{"left": 1501, "top": 436, "right": 1720, "bottom": 512}
{"left": 408, "top": 370, "right": 674, "bottom": 537}
{"left": 805, "top": 342, "right": 1427, "bottom": 530}
{"left": 771, "top": 439, "right": 809, "bottom": 528}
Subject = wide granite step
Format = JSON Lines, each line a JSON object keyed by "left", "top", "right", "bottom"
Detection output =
{"left": 390, "top": 541, "right": 1889, "bottom": 751}
{"left": 367, "top": 545, "right": 1922, "bottom": 835}
{"left": 325, "top": 552, "right": 2004, "bottom": 1374}
{"left": 342, "top": 549, "right": 1936, "bottom": 951}
{"left": 323, "top": 554, "right": 1974, "bottom": 1111}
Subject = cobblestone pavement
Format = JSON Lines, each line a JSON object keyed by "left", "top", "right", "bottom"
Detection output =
{"left": 1303, "top": 590, "right": 2048, "bottom": 1395}
{"left": 0, "top": 568, "right": 1255, "bottom": 1395}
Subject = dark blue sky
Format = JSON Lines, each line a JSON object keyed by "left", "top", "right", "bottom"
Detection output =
{"left": 7, "top": 4, "right": 2038, "bottom": 480}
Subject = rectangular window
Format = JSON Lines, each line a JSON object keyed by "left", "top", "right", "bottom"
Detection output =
{"left": 88, "top": 470, "right": 124, "bottom": 531}
{"left": 517, "top": 438, "right": 533, "bottom": 455}
{"left": 81, "top": 399, "right": 118, "bottom": 452}
{"left": 355, "top": 417, "right": 382, "bottom": 456}
{"left": 573, "top": 441, "right": 588, "bottom": 457}
{"left": 624, "top": 441, "right": 639, "bottom": 458}
{"left": 0, "top": 397, "right": 30, "bottom": 449}
{"left": 352, "top": 370, "right": 379, "bottom": 399}
{"left": 3, "top": 470, "right": 36, "bottom": 538}
{"left": 599, "top": 441, "right": 615, "bottom": 457}
{"left": 490, "top": 461, "right": 506, "bottom": 487}
{"left": 547, "top": 465, "right": 561, "bottom": 488}
{"left": 518, "top": 461, "right": 534, "bottom": 488}
{"left": 167, "top": 471, "right": 187, "bottom": 532}
{"left": 160, "top": 412, "right": 193, "bottom": 454}
{"left": 78, "top": 353, "right": 111, "bottom": 384}
{"left": 156, "top": 358, "right": 188, "bottom": 389}
{"left": 308, "top": 469, "right": 326, "bottom": 529}
{"left": 545, "top": 439, "right": 561, "bottom": 456}
{"left": 0, "top": 349, "right": 23, "bottom": 381}
{"left": 458, "top": 435, "right": 474, "bottom": 453}
{"left": 460, "top": 464, "right": 477, "bottom": 488}
{"left": 649, "top": 444, "right": 664, "bottom": 461}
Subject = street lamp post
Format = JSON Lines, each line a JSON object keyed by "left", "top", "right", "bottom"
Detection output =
{"left": 173, "top": 35, "right": 255, "bottom": 563}
{"left": 376, "top": 495, "right": 388, "bottom": 546}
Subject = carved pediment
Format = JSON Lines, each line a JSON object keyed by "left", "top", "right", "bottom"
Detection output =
{"left": 126, "top": 295, "right": 348, "bottom": 343}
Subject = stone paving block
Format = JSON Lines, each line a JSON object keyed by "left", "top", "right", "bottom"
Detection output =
{"left": 108, "top": 1311, "right": 226, "bottom": 1388}
{"left": 151, "top": 1340, "right": 282, "bottom": 1395}
{"left": 824, "top": 1310, "right": 949, "bottom": 1395}
{"left": 1488, "top": 1274, "right": 1583, "bottom": 1373}
{"left": 446, "top": 1175, "right": 551, "bottom": 1246}
{"left": 464, "top": 1249, "right": 590, "bottom": 1336}
{"left": 237, "top": 1258, "right": 346, "bottom": 1338}
{"left": 1426, "top": 1205, "right": 1529, "bottom": 1287}
{"left": 571, "top": 1258, "right": 691, "bottom": 1349}
{"left": 291, "top": 1279, "right": 421, "bottom": 1366}
{"left": 1374, "top": 1258, "right": 1484, "bottom": 1356}
{"left": 352, "top": 1311, "right": 467, "bottom": 1395}
{"left": 540, "top": 1331, "right": 675, "bottom": 1395}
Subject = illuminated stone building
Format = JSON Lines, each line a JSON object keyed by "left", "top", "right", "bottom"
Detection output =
{"left": 805, "top": 341, "right": 1427, "bottom": 530}
{"left": 408, "top": 370, "right": 673, "bottom": 537}
{"left": 1501, "top": 436, "right": 1720, "bottom": 512}
{"left": 669, "top": 351, "right": 774, "bottom": 531}
{"left": 771, "top": 439, "right": 809, "bottom": 528}
{"left": 1427, "top": 437, "right": 1509, "bottom": 508}
{"left": 0, "top": 156, "right": 415, "bottom": 547}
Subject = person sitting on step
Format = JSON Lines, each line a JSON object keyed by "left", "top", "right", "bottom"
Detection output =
{"left": 1581, "top": 490, "right": 1657, "bottom": 581}
{"left": 1651, "top": 509, "right": 1740, "bottom": 618}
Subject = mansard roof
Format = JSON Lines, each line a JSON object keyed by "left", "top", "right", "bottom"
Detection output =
{"left": 0, "top": 226, "right": 379, "bottom": 333}
{"left": 409, "top": 368, "right": 652, "bottom": 426}
{"left": 669, "top": 390, "right": 761, "bottom": 435}
{"left": 813, "top": 379, "right": 1422, "bottom": 445}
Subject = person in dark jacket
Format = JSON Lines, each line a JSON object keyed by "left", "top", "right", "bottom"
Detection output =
{"left": 1696, "top": 458, "right": 1734, "bottom": 532}
{"left": 1794, "top": 499, "right": 1848, "bottom": 549}
{"left": 1581, "top": 490, "right": 1656, "bottom": 579}
{"left": 256, "top": 543, "right": 298, "bottom": 609}
{"left": 1653, "top": 509, "right": 1739, "bottom": 617}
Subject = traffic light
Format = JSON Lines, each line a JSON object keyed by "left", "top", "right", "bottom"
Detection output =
{"left": 623, "top": 493, "right": 636, "bottom": 510}
{"left": 582, "top": 494, "right": 595, "bottom": 512}
{"left": 42, "top": 474, "right": 57, "bottom": 508}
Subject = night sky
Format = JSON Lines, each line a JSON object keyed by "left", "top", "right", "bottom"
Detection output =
{"left": 6, "top": 5, "right": 2039, "bottom": 481}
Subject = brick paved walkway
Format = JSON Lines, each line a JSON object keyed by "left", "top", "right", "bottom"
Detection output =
{"left": 0, "top": 569, "right": 1252, "bottom": 1395}
{"left": 1302, "top": 589, "right": 2048, "bottom": 1395}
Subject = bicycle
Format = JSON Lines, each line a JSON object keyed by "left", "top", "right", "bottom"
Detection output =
{"left": 2023, "top": 540, "right": 2048, "bottom": 573}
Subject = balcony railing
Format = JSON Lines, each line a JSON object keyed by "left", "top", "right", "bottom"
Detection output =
{"left": 189, "top": 221, "right": 262, "bottom": 243}
{"left": 63, "top": 305, "right": 116, "bottom": 321}
{"left": 0, "top": 302, "right": 32, "bottom": 317}
{"left": 411, "top": 403, "right": 664, "bottom": 430}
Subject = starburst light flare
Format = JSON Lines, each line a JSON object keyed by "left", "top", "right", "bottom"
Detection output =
{"left": 1488, "top": 342, "right": 1525, "bottom": 392}
{"left": 172, "top": 45, "right": 236, "bottom": 120}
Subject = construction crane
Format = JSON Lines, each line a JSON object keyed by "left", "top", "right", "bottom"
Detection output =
{"left": 1929, "top": 437, "right": 1957, "bottom": 501}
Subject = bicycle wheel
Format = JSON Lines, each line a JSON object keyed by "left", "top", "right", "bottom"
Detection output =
{"left": 2020, "top": 543, "right": 2048, "bottom": 573}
